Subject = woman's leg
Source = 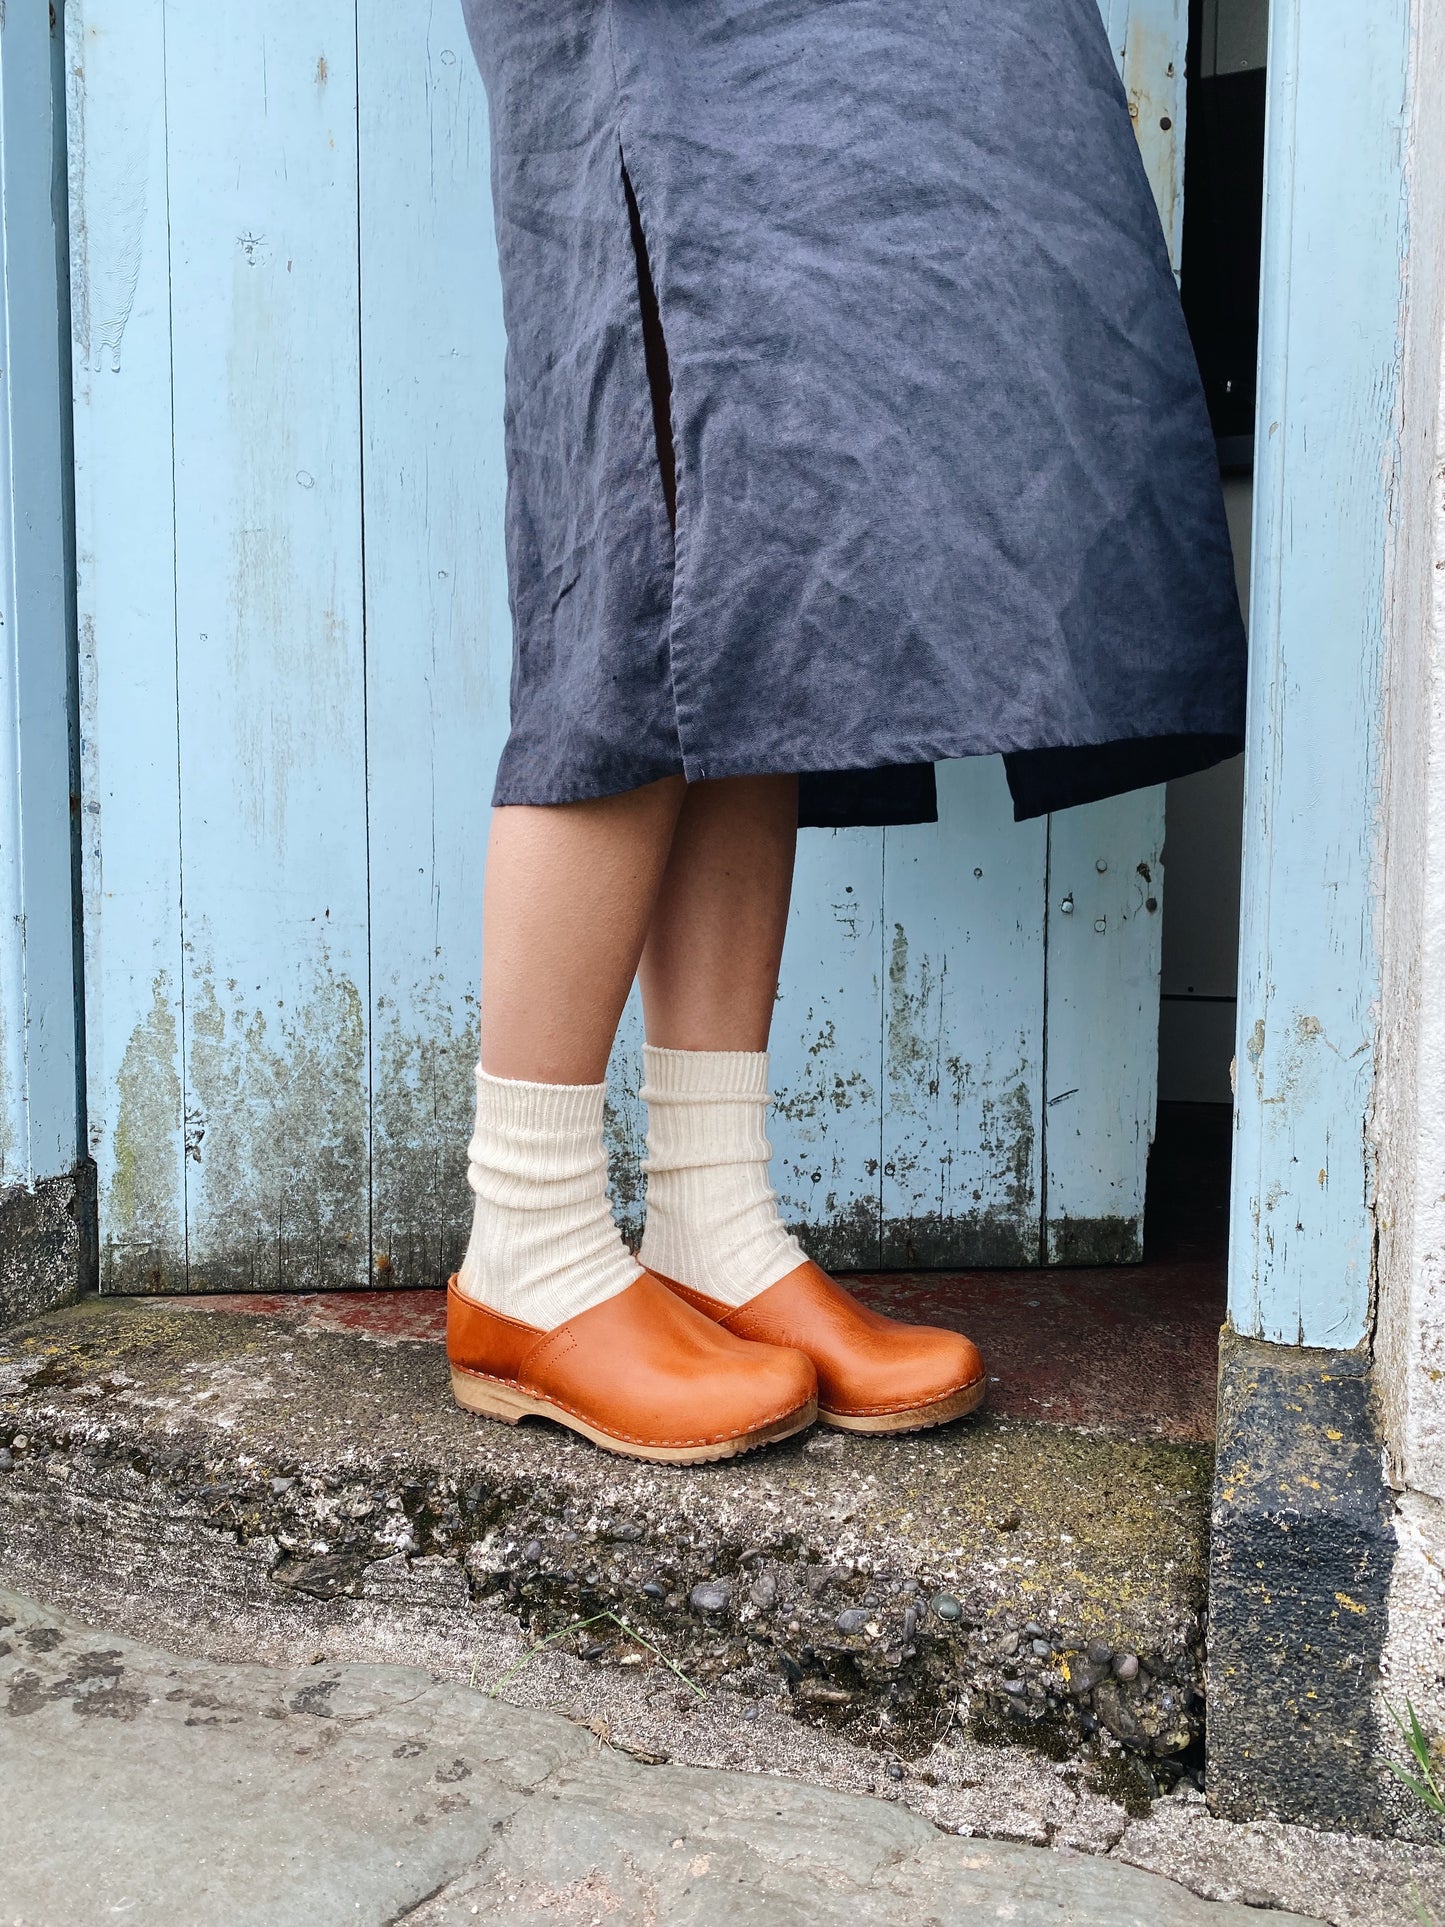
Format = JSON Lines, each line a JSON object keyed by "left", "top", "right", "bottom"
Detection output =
{"left": 481, "top": 777, "right": 687, "bottom": 1083}
{"left": 636, "top": 775, "right": 808, "bottom": 1304}
{"left": 636, "top": 775, "right": 986, "bottom": 1433}
{"left": 457, "top": 777, "right": 685, "bottom": 1325}
{"left": 451, "top": 772, "right": 818, "bottom": 1461}
{"left": 637, "top": 773, "right": 798, "bottom": 1051}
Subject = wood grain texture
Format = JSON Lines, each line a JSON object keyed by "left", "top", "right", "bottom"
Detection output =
{"left": 881, "top": 760, "right": 1044, "bottom": 1268}
{"left": 359, "top": 4, "right": 508, "bottom": 1288}
{"left": 1043, "top": 793, "right": 1165, "bottom": 1264}
{"left": 165, "top": 8, "right": 370, "bottom": 1289}
{"left": 68, "top": 0, "right": 187, "bottom": 1289}
{"left": 0, "top": 0, "right": 79, "bottom": 1194}
{"left": 772, "top": 830, "right": 886, "bottom": 1271}
{"left": 1229, "top": 0, "right": 1410, "bottom": 1346}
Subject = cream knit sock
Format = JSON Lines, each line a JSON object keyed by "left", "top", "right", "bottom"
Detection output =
{"left": 637, "top": 1045, "right": 805, "bottom": 1307}
{"left": 456, "top": 1068, "right": 642, "bottom": 1330}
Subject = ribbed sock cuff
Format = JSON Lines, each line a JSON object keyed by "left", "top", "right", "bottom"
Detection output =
{"left": 473, "top": 1066, "right": 607, "bottom": 1135}
{"left": 640, "top": 1044, "right": 770, "bottom": 1101}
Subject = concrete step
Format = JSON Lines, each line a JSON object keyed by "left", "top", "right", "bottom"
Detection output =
{"left": 0, "top": 1290, "right": 1210, "bottom": 1803}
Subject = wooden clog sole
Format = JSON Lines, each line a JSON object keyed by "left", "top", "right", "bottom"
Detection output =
{"left": 819, "top": 1375, "right": 986, "bottom": 1434}
{"left": 450, "top": 1366, "right": 817, "bottom": 1464}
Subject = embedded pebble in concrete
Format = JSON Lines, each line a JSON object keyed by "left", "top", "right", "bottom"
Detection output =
{"left": 1088, "top": 1639, "right": 1114, "bottom": 1667}
{"left": 749, "top": 1572, "right": 777, "bottom": 1610}
{"left": 932, "top": 1592, "right": 963, "bottom": 1622}
{"left": 1115, "top": 1652, "right": 1141, "bottom": 1682}
{"left": 836, "top": 1607, "right": 872, "bottom": 1635}
{"left": 522, "top": 1540, "right": 542, "bottom": 1564}
{"left": 689, "top": 1581, "right": 730, "bottom": 1614}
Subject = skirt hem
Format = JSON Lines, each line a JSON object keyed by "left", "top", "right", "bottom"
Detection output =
{"left": 489, "top": 726, "right": 1244, "bottom": 826}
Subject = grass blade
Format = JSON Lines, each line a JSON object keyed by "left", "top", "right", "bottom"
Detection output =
{"left": 475, "top": 1607, "right": 708, "bottom": 1702}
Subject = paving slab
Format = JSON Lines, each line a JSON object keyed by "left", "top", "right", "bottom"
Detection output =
{"left": 0, "top": 1585, "right": 1326, "bottom": 1927}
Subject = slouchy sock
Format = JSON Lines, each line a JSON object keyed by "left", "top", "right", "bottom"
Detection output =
{"left": 456, "top": 1067, "right": 642, "bottom": 1330}
{"left": 637, "top": 1045, "right": 805, "bottom": 1308}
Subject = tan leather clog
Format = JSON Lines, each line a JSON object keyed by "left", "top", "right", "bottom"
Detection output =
{"left": 656, "top": 1259, "right": 985, "bottom": 1433}
{"left": 446, "top": 1270, "right": 817, "bottom": 1463}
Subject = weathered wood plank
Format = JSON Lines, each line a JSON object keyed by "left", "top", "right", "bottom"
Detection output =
{"left": 1102, "top": 0, "right": 1188, "bottom": 270}
{"left": 0, "top": 0, "right": 78, "bottom": 1198}
{"left": 772, "top": 831, "right": 886, "bottom": 1271}
{"left": 165, "top": 8, "right": 370, "bottom": 1289}
{"left": 67, "top": 0, "right": 187, "bottom": 1289}
{"left": 881, "top": 760, "right": 1045, "bottom": 1268}
{"left": 358, "top": 4, "right": 508, "bottom": 1287}
{"left": 1229, "top": 0, "right": 1410, "bottom": 1346}
{"left": 1042, "top": 794, "right": 1165, "bottom": 1263}
{"left": 1038, "top": 0, "right": 1183, "bottom": 1265}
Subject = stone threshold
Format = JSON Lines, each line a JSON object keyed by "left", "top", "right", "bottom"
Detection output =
{"left": 0, "top": 1291, "right": 1209, "bottom": 1800}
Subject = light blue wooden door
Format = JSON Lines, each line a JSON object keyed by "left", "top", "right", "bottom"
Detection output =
{"left": 71, "top": 0, "right": 1181, "bottom": 1291}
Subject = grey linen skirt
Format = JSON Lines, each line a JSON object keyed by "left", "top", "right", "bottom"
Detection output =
{"left": 460, "top": 0, "right": 1246, "bottom": 827}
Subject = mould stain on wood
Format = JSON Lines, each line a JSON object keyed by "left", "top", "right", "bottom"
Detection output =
{"left": 105, "top": 974, "right": 184, "bottom": 1290}
{"left": 883, "top": 922, "right": 1040, "bottom": 1267}
{"left": 0, "top": 998, "right": 15, "bottom": 1182}
{"left": 182, "top": 949, "right": 368, "bottom": 1292}
{"left": 603, "top": 1041, "right": 646, "bottom": 1250}
{"left": 370, "top": 973, "right": 478, "bottom": 1288}
{"left": 773, "top": 1014, "right": 881, "bottom": 1269}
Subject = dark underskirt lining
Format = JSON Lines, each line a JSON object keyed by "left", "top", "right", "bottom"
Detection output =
{"left": 797, "top": 734, "right": 1242, "bottom": 828}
